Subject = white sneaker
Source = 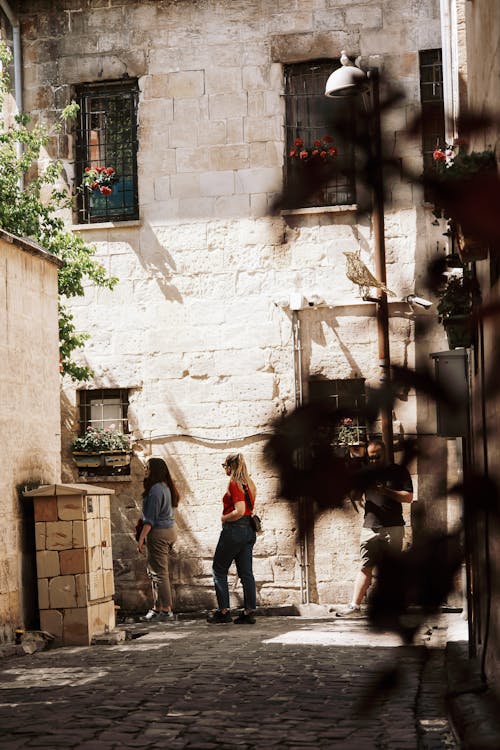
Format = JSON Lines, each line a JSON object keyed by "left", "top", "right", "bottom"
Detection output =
{"left": 140, "top": 609, "right": 159, "bottom": 622}
{"left": 336, "top": 604, "right": 362, "bottom": 618}
{"left": 140, "top": 609, "right": 174, "bottom": 622}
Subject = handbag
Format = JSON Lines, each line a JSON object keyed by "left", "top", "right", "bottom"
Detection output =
{"left": 135, "top": 517, "right": 144, "bottom": 542}
{"left": 243, "top": 485, "right": 263, "bottom": 534}
{"left": 249, "top": 514, "right": 263, "bottom": 533}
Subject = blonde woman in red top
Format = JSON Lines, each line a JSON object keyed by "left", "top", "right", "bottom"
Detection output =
{"left": 207, "top": 453, "right": 257, "bottom": 624}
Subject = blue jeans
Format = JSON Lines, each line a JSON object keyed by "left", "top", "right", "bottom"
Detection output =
{"left": 212, "top": 517, "right": 256, "bottom": 611}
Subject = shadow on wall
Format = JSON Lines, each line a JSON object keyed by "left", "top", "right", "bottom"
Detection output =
{"left": 16, "top": 480, "right": 42, "bottom": 632}
{"left": 135, "top": 222, "right": 183, "bottom": 304}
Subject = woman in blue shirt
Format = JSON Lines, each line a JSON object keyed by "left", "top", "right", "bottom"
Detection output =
{"left": 137, "top": 457, "right": 179, "bottom": 622}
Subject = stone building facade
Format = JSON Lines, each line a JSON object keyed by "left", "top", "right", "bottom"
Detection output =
{"left": 13, "top": 0, "right": 451, "bottom": 614}
{"left": 0, "top": 229, "right": 62, "bottom": 641}
{"left": 451, "top": 0, "right": 500, "bottom": 691}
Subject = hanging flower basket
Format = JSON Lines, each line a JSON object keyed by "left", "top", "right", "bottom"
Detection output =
{"left": 443, "top": 316, "right": 473, "bottom": 350}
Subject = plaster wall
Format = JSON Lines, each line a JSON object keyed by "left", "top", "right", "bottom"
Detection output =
{"left": 0, "top": 233, "right": 61, "bottom": 640}
{"left": 17, "top": 0, "right": 447, "bottom": 612}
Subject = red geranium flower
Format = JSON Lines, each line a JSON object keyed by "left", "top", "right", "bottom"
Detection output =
{"left": 81, "top": 165, "right": 119, "bottom": 194}
{"left": 433, "top": 149, "right": 446, "bottom": 162}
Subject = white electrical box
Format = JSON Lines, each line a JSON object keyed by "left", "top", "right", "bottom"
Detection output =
{"left": 289, "top": 293, "right": 306, "bottom": 310}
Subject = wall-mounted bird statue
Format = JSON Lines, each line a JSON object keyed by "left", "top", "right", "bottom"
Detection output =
{"left": 343, "top": 251, "right": 396, "bottom": 299}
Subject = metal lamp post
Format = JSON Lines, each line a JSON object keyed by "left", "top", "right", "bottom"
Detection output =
{"left": 325, "top": 54, "right": 394, "bottom": 460}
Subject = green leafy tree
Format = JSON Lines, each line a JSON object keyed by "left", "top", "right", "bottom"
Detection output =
{"left": 0, "top": 44, "right": 117, "bottom": 380}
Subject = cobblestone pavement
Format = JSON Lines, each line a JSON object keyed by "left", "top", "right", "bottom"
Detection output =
{"left": 0, "top": 614, "right": 463, "bottom": 749}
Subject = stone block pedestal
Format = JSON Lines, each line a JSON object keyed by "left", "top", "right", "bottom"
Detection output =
{"left": 24, "top": 483, "right": 116, "bottom": 646}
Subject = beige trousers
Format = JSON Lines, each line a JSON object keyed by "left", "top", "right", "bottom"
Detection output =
{"left": 146, "top": 526, "right": 177, "bottom": 610}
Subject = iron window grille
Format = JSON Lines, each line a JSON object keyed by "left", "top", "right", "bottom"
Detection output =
{"left": 284, "top": 60, "right": 357, "bottom": 209}
{"left": 309, "top": 378, "right": 367, "bottom": 449}
{"left": 75, "top": 80, "right": 139, "bottom": 223}
{"left": 419, "top": 49, "right": 445, "bottom": 199}
{"left": 78, "top": 388, "right": 130, "bottom": 435}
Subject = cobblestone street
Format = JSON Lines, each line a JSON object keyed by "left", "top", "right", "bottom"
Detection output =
{"left": 0, "top": 613, "right": 465, "bottom": 749}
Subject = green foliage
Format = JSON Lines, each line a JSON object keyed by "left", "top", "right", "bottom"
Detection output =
{"left": 436, "top": 274, "right": 474, "bottom": 323}
{"left": 0, "top": 43, "right": 117, "bottom": 381}
{"left": 71, "top": 426, "right": 131, "bottom": 453}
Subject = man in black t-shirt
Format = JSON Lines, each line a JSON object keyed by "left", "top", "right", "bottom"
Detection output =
{"left": 336, "top": 438, "right": 413, "bottom": 617}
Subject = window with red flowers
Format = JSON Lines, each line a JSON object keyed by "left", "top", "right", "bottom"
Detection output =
{"left": 284, "top": 60, "right": 357, "bottom": 209}
{"left": 75, "top": 80, "right": 139, "bottom": 223}
{"left": 419, "top": 49, "right": 445, "bottom": 201}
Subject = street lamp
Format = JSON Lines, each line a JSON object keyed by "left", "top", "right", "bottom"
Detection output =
{"left": 325, "top": 53, "right": 394, "bottom": 461}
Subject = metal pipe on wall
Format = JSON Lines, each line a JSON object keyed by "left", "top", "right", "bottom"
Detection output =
{"left": 291, "top": 309, "right": 310, "bottom": 605}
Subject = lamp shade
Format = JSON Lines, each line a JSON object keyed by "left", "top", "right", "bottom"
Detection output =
{"left": 325, "top": 59, "right": 369, "bottom": 98}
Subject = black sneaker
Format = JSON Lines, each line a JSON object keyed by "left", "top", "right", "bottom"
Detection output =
{"left": 206, "top": 610, "right": 232, "bottom": 624}
{"left": 233, "top": 611, "right": 256, "bottom": 625}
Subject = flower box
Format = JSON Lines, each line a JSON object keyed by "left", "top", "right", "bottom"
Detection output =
{"left": 104, "top": 452, "right": 132, "bottom": 469}
{"left": 443, "top": 316, "right": 473, "bottom": 349}
{"left": 71, "top": 427, "right": 132, "bottom": 476}
{"left": 72, "top": 451, "right": 132, "bottom": 468}
{"left": 72, "top": 452, "right": 104, "bottom": 469}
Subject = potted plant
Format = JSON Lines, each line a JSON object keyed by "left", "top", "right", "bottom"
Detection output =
{"left": 436, "top": 273, "right": 475, "bottom": 349}
{"left": 71, "top": 425, "right": 132, "bottom": 473}
{"left": 288, "top": 135, "right": 339, "bottom": 206}
{"left": 431, "top": 145, "right": 497, "bottom": 262}
{"left": 336, "top": 417, "right": 367, "bottom": 447}
{"left": 81, "top": 166, "right": 119, "bottom": 196}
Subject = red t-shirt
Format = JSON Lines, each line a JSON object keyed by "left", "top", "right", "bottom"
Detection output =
{"left": 223, "top": 481, "right": 254, "bottom": 516}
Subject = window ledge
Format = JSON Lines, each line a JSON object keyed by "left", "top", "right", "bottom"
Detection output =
{"left": 281, "top": 204, "right": 358, "bottom": 217}
{"left": 71, "top": 219, "right": 142, "bottom": 232}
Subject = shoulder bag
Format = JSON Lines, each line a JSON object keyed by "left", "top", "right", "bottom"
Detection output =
{"left": 243, "top": 485, "right": 263, "bottom": 533}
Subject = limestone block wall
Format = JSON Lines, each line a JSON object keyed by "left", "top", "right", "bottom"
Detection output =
{"left": 17, "top": 0, "right": 446, "bottom": 612}
{"left": 0, "top": 231, "right": 62, "bottom": 641}
{"left": 26, "top": 485, "right": 115, "bottom": 646}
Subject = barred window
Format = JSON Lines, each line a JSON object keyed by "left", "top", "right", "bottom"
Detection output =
{"left": 78, "top": 388, "right": 129, "bottom": 435}
{"left": 309, "top": 378, "right": 367, "bottom": 449}
{"left": 284, "top": 60, "right": 357, "bottom": 209}
{"left": 75, "top": 80, "right": 139, "bottom": 223}
{"left": 419, "top": 49, "right": 445, "bottom": 192}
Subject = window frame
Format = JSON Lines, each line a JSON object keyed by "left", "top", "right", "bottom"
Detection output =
{"left": 74, "top": 80, "right": 139, "bottom": 224}
{"left": 308, "top": 378, "right": 367, "bottom": 450}
{"left": 419, "top": 49, "right": 445, "bottom": 200}
{"left": 78, "top": 388, "right": 130, "bottom": 436}
{"left": 283, "top": 60, "right": 358, "bottom": 209}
